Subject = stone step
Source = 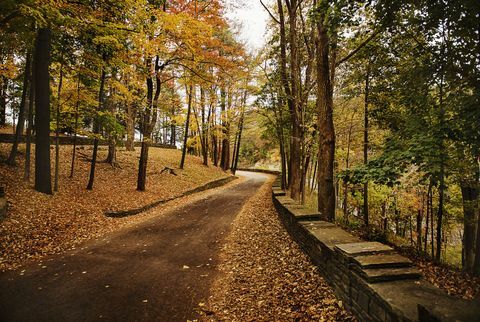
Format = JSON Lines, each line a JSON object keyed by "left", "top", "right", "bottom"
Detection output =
{"left": 302, "top": 225, "right": 362, "bottom": 250}
{"left": 272, "top": 188, "right": 286, "bottom": 196}
{"left": 335, "top": 242, "right": 395, "bottom": 257}
{"left": 285, "top": 205, "right": 321, "bottom": 220}
{"left": 354, "top": 266, "right": 422, "bottom": 283}
{"left": 351, "top": 253, "right": 413, "bottom": 269}
{"left": 274, "top": 195, "right": 298, "bottom": 206}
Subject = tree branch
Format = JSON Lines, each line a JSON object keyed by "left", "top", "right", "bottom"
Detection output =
{"left": 260, "top": 0, "right": 280, "bottom": 24}
{"left": 336, "top": 30, "right": 380, "bottom": 66}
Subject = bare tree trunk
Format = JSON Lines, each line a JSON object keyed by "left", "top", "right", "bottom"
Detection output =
{"left": 200, "top": 88, "right": 208, "bottom": 165}
{"left": 430, "top": 187, "right": 435, "bottom": 258}
{"left": 0, "top": 79, "right": 7, "bottom": 126}
{"left": 180, "top": 84, "right": 193, "bottom": 169}
{"left": 231, "top": 109, "right": 244, "bottom": 175}
{"left": 105, "top": 99, "right": 117, "bottom": 165}
{"left": 137, "top": 59, "right": 155, "bottom": 191}
{"left": 54, "top": 61, "right": 64, "bottom": 192}
{"left": 70, "top": 75, "right": 80, "bottom": 178}
{"left": 87, "top": 58, "right": 106, "bottom": 191}
{"left": 461, "top": 184, "right": 479, "bottom": 274}
{"left": 126, "top": 102, "right": 136, "bottom": 151}
{"left": 219, "top": 89, "right": 230, "bottom": 171}
{"left": 34, "top": 28, "right": 52, "bottom": 195}
{"left": 416, "top": 208, "right": 423, "bottom": 252}
{"left": 363, "top": 64, "right": 370, "bottom": 226}
{"left": 24, "top": 55, "right": 35, "bottom": 181}
{"left": 316, "top": 17, "right": 336, "bottom": 221}
{"left": 170, "top": 104, "right": 176, "bottom": 146}
{"left": 425, "top": 184, "right": 431, "bottom": 253}
{"left": 474, "top": 202, "right": 480, "bottom": 276}
{"left": 286, "top": 0, "right": 302, "bottom": 201}
{"left": 7, "top": 52, "right": 31, "bottom": 165}
{"left": 232, "top": 91, "right": 246, "bottom": 175}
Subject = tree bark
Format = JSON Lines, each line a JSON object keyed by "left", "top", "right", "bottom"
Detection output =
{"left": 363, "top": 64, "right": 370, "bottom": 226}
{"left": 315, "top": 18, "right": 336, "bottom": 221}
{"left": 180, "top": 84, "right": 193, "bottom": 169}
{"left": 125, "top": 102, "right": 136, "bottom": 151}
{"left": 0, "top": 79, "right": 6, "bottom": 126}
{"left": 170, "top": 105, "right": 176, "bottom": 146}
{"left": 285, "top": 0, "right": 302, "bottom": 200}
{"left": 219, "top": 89, "right": 230, "bottom": 171}
{"left": 70, "top": 76, "right": 80, "bottom": 178}
{"left": 425, "top": 184, "right": 431, "bottom": 253}
{"left": 24, "top": 55, "right": 35, "bottom": 181}
{"left": 200, "top": 88, "right": 208, "bottom": 165}
{"left": 105, "top": 101, "right": 117, "bottom": 165}
{"left": 416, "top": 208, "right": 423, "bottom": 252}
{"left": 461, "top": 184, "right": 479, "bottom": 274}
{"left": 87, "top": 59, "right": 106, "bottom": 190}
{"left": 7, "top": 52, "right": 31, "bottom": 165}
{"left": 231, "top": 91, "right": 246, "bottom": 175}
{"left": 54, "top": 62, "right": 64, "bottom": 192}
{"left": 474, "top": 201, "right": 480, "bottom": 276}
{"left": 34, "top": 28, "right": 52, "bottom": 195}
{"left": 137, "top": 59, "right": 154, "bottom": 191}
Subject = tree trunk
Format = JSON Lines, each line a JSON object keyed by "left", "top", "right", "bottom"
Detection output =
{"left": 54, "top": 61, "right": 64, "bottom": 192}
{"left": 70, "top": 76, "right": 80, "bottom": 178}
{"left": 231, "top": 110, "right": 244, "bottom": 175}
{"left": 170, "top": 104, "right": 176, "bottom": 146}
{"left": 219, "top": 89, "right": 230, "bottom": 171}
{"left": 416, "top": 209, "right": 423, "bottom": 252}
{"left": 24, "top": 55, "right": 35, "bottom": 181}
{"left": 126, "top": 103, "right": 136, "bottom": 151}
{"left": 430, "top": 187, "right": 435, "bottom": 258}
{"left": 316, "top": 18, "right": 336, "bottom": 221}
{"left": 0, "top": 79, "right": 6, "bottom": 126}
{"left": 180, "top": 84, "right": 193, "bottom": 169}
{"left": 7, "top": 52, "right": 31, "bottom": 165}
{"left": 381, "top": 202, "right": 387, "bottom": 231}
{"left": 310, "top": 159, "right": 317, "bottom": 192}
{"left": 200, "top": 88, "right": 208, "bottom": 166}
{"left": 277, "top": 0, "right": 300, "bottom": 192}
{"left": 461, "top": 184, "right": 479, "bottom": 274}
{"left": 363, "top": 64, "right": 370, "bottom": 226}
{"left": 232, "top": 92, "right": 246, "bottom": 175}
{"left": 474, "top": 203, "right": 480, "bottom": 276}
{"left": 425, "top": 185, "right": 431, "bottom": 254}
{"left": 34, "top": 29, "right": 52, "bottom": 195}
{"left": 212, "top": 128, "right": 218, "bottom": 166}
{"left": 137, "top": 58, "right": 156, "bottom": 191}
{"left": 137, "top": 140, "right": 149, "bottom": 191}
{"left": 87, "top": 59, "right": 106, "bottom": 190}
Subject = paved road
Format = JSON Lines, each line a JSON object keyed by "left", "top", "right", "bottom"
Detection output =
{"left": 0, "top": 171, "right": 269, "bottom": 322}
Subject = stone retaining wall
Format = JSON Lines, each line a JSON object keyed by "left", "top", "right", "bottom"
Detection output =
{"left": 271, "top": 178, "right": 480, "bottom": 322}
{"left": 235, "top": 167, "right": 280, "bottom": 175}
{"left": 0, "top": 133, "right": 176, "bottom": 149}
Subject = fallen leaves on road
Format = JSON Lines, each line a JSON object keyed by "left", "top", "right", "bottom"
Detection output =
{"left": 0, "top": 144, "right": 228, "bottom": 272}
{"left": 202, "top": 178, "right": 355, "bottom": 321}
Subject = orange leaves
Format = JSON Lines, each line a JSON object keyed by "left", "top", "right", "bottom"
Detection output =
{"left": 204, "top": 179, "right": 354, "bottom": 321}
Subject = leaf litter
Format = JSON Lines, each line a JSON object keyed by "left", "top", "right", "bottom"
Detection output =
{"left": 201, "top": 177, "right": 355, "bottom": 321}
{"left": 0, "top": 144, "right": 229, "bottom": 272}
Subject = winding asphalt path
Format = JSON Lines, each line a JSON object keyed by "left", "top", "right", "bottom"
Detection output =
{"left": 0, "top": 171, "right": 269, "bottom": 322}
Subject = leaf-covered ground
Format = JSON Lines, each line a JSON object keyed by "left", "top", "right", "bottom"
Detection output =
{"left": 409, "top": 255, "right": 480, "bottom": 300}
{"left": 345, "top": 226, "right": 480, "bottom": 300}
{"left": 0, "top": 143, "right": 229, "bottom": 271}
{"left": 202, "top": 177, "right": 355, "bottom": 321}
